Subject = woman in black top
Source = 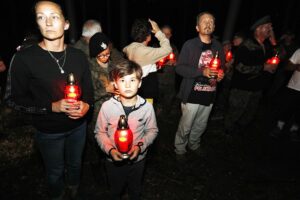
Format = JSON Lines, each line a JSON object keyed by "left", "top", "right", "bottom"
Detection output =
{"left": 5, "top": 1, "right": 94, "bottom": 199}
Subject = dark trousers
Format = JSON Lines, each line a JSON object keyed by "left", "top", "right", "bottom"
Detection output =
{"left": 105, "top": 159, "right": 146, "bottom": 200}
{"left": 224, "top": 89, "right": 262, "bottom": 132}
{"left": 34, "top": 122, "right": 86, "bottom": 198}
{"left": 277, "top": 87, "right": 300, "bottom": 125}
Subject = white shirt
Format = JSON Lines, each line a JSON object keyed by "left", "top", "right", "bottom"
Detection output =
{"left": 141, "top": 63, "right": 157, "bottom": 78}
{"left": 287, "top": 49, "right": 300, "bottom": 91}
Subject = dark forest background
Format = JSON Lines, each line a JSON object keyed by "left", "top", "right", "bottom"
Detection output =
{"left": 0, "top": 0, "right": 300, "bottom": 64}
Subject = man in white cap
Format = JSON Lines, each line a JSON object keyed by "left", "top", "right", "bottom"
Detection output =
{"left": 74, "top": 19, "right": 124, "bottom": 63}
{"left": 74, "top": 19, "right": 102, "bottom": 57}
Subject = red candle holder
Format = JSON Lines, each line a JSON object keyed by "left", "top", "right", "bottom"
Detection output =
{"left": 65, "top": 73, "right": 80, "bottom": 101}
{"left": 266, "top": 52, "right": 280, "bottom": 65}
{"left": 157, "top": 57, "right": 166, "bottom": 69}
{"left": 209, "top": 51, "right": 221, "bottom": 79}
{"left": 114, "top": 115, "right": 133, "bottom": 159}
{"left": 225, "top": 50, "right": 233, "bottom": 63}
{"left": 168, "top": 52, "right": 175, "bottom": 61}
{"left": 156, "top": 52, "right": 176, "bottom": 69}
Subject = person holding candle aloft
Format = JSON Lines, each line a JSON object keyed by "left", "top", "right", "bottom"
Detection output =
{"left": 95, "top": 60, "right": 158, "bottom": 200}
{"left": 123, "top": 18, "right": 172, "bottom": 108}
{"left": 4, "top": 1, "right": 94, "bottom": 199}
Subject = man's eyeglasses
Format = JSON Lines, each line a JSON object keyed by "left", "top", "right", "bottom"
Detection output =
{"left": 97, "top": 54, "right": 110, "bottom": 59}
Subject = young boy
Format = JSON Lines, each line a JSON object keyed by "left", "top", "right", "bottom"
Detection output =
{"left": 94, "top": 60, "right": 158, "bottom": 200}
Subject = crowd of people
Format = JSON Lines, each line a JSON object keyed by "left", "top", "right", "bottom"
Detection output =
{"left": 0, "top": 0, "right": 300, "bottom": 200}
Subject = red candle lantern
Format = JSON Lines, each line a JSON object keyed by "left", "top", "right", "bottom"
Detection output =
{"left": 157, "top": 57, "right": 166, "bottom": 69}
{"left": 225, "top": 50, "right": 233, "bottom": 62}
{"left": 266, "top": 52, "right": 280, "bottom": 65}
{"left": 156, "top": 52, "right": 176, "bottom": 69}
{"left": 114, "top": 115, "right": 133, "bottom": 159}
{"left": 65, "top": 73, "right": 80, "bottom": 101}
{"left": 209, "top": 51, "right": 221, "bottom": 79}
{"left": 168, "top": 52, "right": 175, "bottom": 61}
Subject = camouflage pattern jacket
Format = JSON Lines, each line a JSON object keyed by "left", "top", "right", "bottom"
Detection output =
{"left": 231, "top": 38, "right": 274, "bottom": 91}
{"left": 89, "top": 58, "right": 113, "bottom": 104}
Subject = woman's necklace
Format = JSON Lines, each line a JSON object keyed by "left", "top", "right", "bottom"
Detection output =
{"left": 46, "top": 47, "right": 67, "bottom": 74}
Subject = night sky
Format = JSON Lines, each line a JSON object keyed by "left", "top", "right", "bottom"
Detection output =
{"left": 0, "top": 0, "right": 300, "bottom": 63}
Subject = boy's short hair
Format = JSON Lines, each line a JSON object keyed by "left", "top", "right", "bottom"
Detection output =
{"left": 110, "top": 60, "right": 143, "bottom": 81}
